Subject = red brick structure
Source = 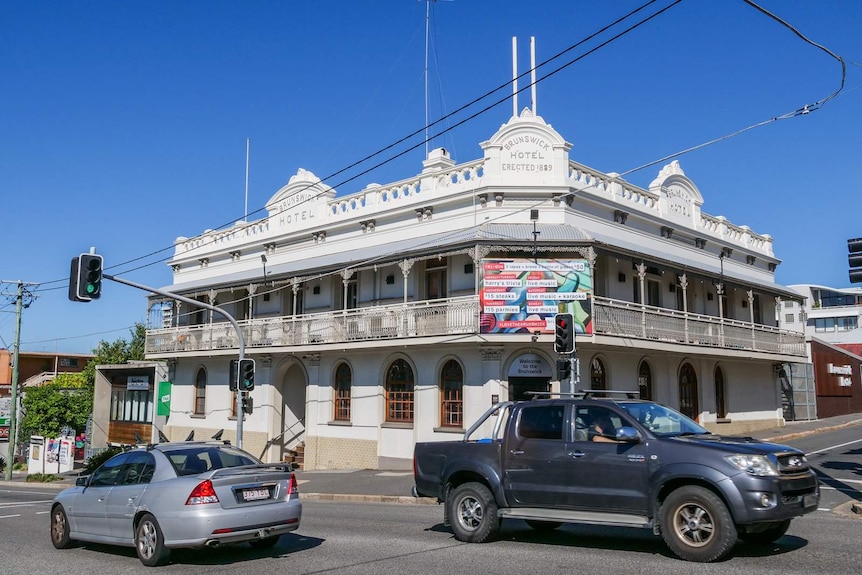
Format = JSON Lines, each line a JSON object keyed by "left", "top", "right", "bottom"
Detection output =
{"left": 810, "top": 339, "right": 862, "bottom": 418}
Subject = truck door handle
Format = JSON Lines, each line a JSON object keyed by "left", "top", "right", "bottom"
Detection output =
{"left": 510, "top": 449, "right": 524, "bottom": 455}
{"left": 568, "top": 451, "right": 586, "bottom": 458}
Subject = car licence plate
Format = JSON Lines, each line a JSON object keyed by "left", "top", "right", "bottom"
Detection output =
{"left": 241, "top": 488, "right": 271, "bottom": 502}
{"left": 803, "top": 494, "right": 818, "bottom": 508}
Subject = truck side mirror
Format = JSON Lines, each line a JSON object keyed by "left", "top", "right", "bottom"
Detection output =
{"left": 615, "top": 426, "right": 642, "bottom": 443}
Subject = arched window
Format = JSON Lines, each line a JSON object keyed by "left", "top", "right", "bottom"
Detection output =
{"left": 714, "top": 365, "right": 727, "bottom": 419}
{"left": 194, "top": 368, "right": 206, "bottom": 416}
{"left": 440, "top": 360, "right": 463, "bottom": 428}
{"left": 638, "top": 361, "right": 653, "bottom": 400}
{"left": 678, "top": 363, "right": 699, "bottom": 420}
{"left": 385, "top": 359, "right": 414, "bottom": 423}
{"left": 590, "top": 358, "right": 606, "bottom": 390}
{"left": 334, "top": 363, "right": 352, "bottom": 421}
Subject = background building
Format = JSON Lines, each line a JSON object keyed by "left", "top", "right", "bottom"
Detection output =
{"left": 143, "top": 105, "right": 807, "bottom": 470}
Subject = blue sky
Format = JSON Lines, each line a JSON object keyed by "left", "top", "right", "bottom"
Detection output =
{"left": 2, "top": 0, "right": 860, "bottom": 354}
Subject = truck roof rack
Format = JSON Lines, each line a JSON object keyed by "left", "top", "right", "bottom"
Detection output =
{"left": 527, "top": 390, "right": 640, "bottom": 400}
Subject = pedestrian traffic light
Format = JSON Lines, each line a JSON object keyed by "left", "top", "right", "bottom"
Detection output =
{"left": 239, "top": 359, "right": 255, "bottom": 391}
{"left": 849, "top": 238, "right": 862, "bottom": 284}
{"left": 556, "top": 359, "right": 571, "bottom": 381}
{"left": 229, "top": 359, "right": 239, "bottom": 391}
{"left": 554, "top": 313, "right": 574, "bottom": 354}
{"left": 76, "top": 253, "right": 103, "bottom": 300}
{"left": 241, "top": 393, "right": 254, "bottom": 414}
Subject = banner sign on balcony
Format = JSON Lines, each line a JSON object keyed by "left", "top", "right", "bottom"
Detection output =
{"left": 480, "top": 258, "right": 592, "bottom": 334}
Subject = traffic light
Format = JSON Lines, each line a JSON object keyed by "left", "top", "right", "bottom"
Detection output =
{"left": 849, "top": 238, "right": 862, "bottom": 284}
{"left": 239, "top": 359, "right": 255, "bottom": 391}
{"left": 554, "top": 313, "right": 574, "bottom": 354}
{"left": 229, "top": 359, "right": 239, "bottom": 391}
{"left": 241, "top": 393, "right": 254, "bottom": 414}
{"left": 76, "top": 254, "right": 103, "bottom": 300}
{"left": 556, "top": 359, "right": 571, "bottom": 381}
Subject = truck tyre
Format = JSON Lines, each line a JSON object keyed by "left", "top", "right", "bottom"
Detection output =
{"left": 447, "top": 482, "right": 500, "bottom": 543}
{"left": 660, "top": 485, "right": 737, "bottom": 562}
{"left": 738, "top": 519, "right": 791, "bottom": 544}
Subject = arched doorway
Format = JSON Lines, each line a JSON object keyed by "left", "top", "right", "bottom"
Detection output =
{"left": 508, "top": 353, "right": 551, "bottom": 401}
{"left": 638, "top": 360, "right": 652, "bottom": 400}
{"left": 678, "top": 362, "right": 699, "bottom": 420}
{"left": 269, "top": 361, "right": 307, "bottom": 464}
{"left": 590, "top": 357, "right": 606, "bottom": 390}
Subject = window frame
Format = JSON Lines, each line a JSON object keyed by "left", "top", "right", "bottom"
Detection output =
{"left": 439, "top": 359, "right": 463, "bottom": 428}
{"left": 334, "top": 362, "right": 352, "bottom": 422}
{"left": 194, "top": 367, "right": 207, "bottom": 416}
{"left": 385, "top": 359, "right": 414, "bottom": 423}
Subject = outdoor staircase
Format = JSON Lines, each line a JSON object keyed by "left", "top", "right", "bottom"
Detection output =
{"left": 283, "top": 443, "right": 304, "bottom": 470}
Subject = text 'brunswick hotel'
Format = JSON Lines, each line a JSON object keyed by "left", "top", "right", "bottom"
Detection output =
{"left": 142, "top": 101, "right": 806, "bottom": 470}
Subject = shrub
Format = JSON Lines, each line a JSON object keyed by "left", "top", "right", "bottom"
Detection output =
{"left": 0, "top": 455, "right": 5, "bottom": 475}
{"left": 84, "top": 446, "right": 123, "bottom": 474}
{"left": 26, "top": 473, "right": 58, "bottom": 482}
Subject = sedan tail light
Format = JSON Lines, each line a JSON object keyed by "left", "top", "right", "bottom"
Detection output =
{"left": 186, "top": 480, "right": 220, "bottom": 505}
{"left": 287, "top": 473, "right": 298, "bottom": 496}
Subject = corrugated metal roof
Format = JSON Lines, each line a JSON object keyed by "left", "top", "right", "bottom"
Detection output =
{"left": 163, "top": 222, "right": 796, "bottom": 298}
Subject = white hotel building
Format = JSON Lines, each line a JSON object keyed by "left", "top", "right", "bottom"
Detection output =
{"left": 143, "top": 107, "right": 807, "bottom": 470}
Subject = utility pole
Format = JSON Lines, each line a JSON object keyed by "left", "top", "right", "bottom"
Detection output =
{"left": 2, "top": 280, "right": 38, "bottom": 481}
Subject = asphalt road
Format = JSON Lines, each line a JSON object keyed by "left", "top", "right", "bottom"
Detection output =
{"left": 781, "top": 424, "right": 862, "bottom": 512}
{"left": 1, "top": 424, "right": 860, "bottom": 574}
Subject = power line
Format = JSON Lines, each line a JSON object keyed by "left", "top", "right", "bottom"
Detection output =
{"left": 32, "top": 0, "right": 672, "bottom": 291}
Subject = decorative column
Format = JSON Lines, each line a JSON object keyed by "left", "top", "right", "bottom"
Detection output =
{"left": 399, "top": 259, "right": 414, "bottom": 337}
{"left": 747, "top": 289, "right": 756, "bottom": 349}
{"left": 716, "top": 282, "right": 725, "bottom": 347}
{"left": 636, "top": 262, "right": 647, "bottom": 338}
{"left": 679, "top": 274, "right": 689, "bottom": 343}
{"left": 291, "top": 278, "right": 302, "bottom": 346}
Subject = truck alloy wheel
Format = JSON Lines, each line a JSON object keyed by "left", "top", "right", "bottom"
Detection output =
{"left": 447, "top": 482, "right": 500, "bottom": 543}
{"left": 660, "top": 486, "right": 737, "bottom": 562}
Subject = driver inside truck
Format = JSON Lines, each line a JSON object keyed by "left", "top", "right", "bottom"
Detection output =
{"left": 589, "top": 412, "right": 620, "bottom": 443}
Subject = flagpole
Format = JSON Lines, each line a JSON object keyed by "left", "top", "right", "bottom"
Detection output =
{"left": 244, "top": 138, "right": 250, "bottom": 221}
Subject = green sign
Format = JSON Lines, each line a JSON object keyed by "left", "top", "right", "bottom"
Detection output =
{"left": 157, "top": 381, "right": 172, "bottom": 416}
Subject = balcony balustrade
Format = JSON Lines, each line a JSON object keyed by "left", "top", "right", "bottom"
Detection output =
{"left": 146, "top": 295, "right": 806, "bottom": 357}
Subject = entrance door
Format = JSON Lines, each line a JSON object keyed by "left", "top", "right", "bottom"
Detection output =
{"left": 509, "top": 377, "right": 550, "bottom": 401}
{"left": 276, "top": 363, "right": 307, "bottom": 464}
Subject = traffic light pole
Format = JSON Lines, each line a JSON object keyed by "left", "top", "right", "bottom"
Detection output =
{"left": 103, "top": 274, "right": 248, "bottom": 448}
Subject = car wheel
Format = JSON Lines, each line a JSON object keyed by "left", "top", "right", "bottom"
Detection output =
{"left": 660, "top": 485, "right": 737, "bottom": 562}
{"left": 447, "top": 482, "right": 499, "bottom": 543}
{"left": 136, "top": 513, "right": 171, "bottom": 567}
{"left": 50, "top": 504, "right": 74, "bottom": 549}
{"left": 249, "top": 535, "right": 280, "bottom": 549}
{"left": 525, "top": 520, "right": 563, "bottom": 532}
{"left": 738, "top": 519, "right": 791, "bottom": 544}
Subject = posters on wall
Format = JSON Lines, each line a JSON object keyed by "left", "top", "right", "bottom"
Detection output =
{"left": 479, "top": 258, "right": 592, "bottom": 334}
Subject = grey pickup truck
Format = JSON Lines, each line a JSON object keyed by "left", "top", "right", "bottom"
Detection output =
{"left": 413, "top": 394, "right": 819, "bottom": 562}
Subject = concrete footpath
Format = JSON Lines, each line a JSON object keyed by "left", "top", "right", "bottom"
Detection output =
{"left": 3, "top": 413, "right": 861, "bottom": 507}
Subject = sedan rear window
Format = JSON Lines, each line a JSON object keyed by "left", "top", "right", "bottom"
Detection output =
{"left": 168, "top": 446, "right": 260, "bottom": 476}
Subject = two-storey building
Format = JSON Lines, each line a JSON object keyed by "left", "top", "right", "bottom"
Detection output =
{"left": 144, "top": 108, "right": 807, "bottom": 470}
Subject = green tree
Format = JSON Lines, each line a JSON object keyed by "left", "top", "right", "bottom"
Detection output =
{"left": 19, "top": 322, "right": 147, "bottom": 440}
{"left": 81, "top": 322, "right": 147, "bottom": 389}
{"left": 20, "top": 374, "right": 90, "bottom": 439}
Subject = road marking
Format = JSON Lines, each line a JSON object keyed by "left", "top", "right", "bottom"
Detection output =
{"left": 807, "top": 438, "right": 862, "bottom": 456}
{"left": 36, "top": 511, "right": 49, "bottom": 515}
{"left": 818, "top": 508, "right": 831, "bottom": 511}
{"left": 0, "top": 500, "right": 54, "bottom": 507}
{"left": 0, "top": 514, "right": 22, "bottom": 519}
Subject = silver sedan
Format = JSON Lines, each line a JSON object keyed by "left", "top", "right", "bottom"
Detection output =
{"left": 50, "top": 441, "right": 302, "bottom": 566}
